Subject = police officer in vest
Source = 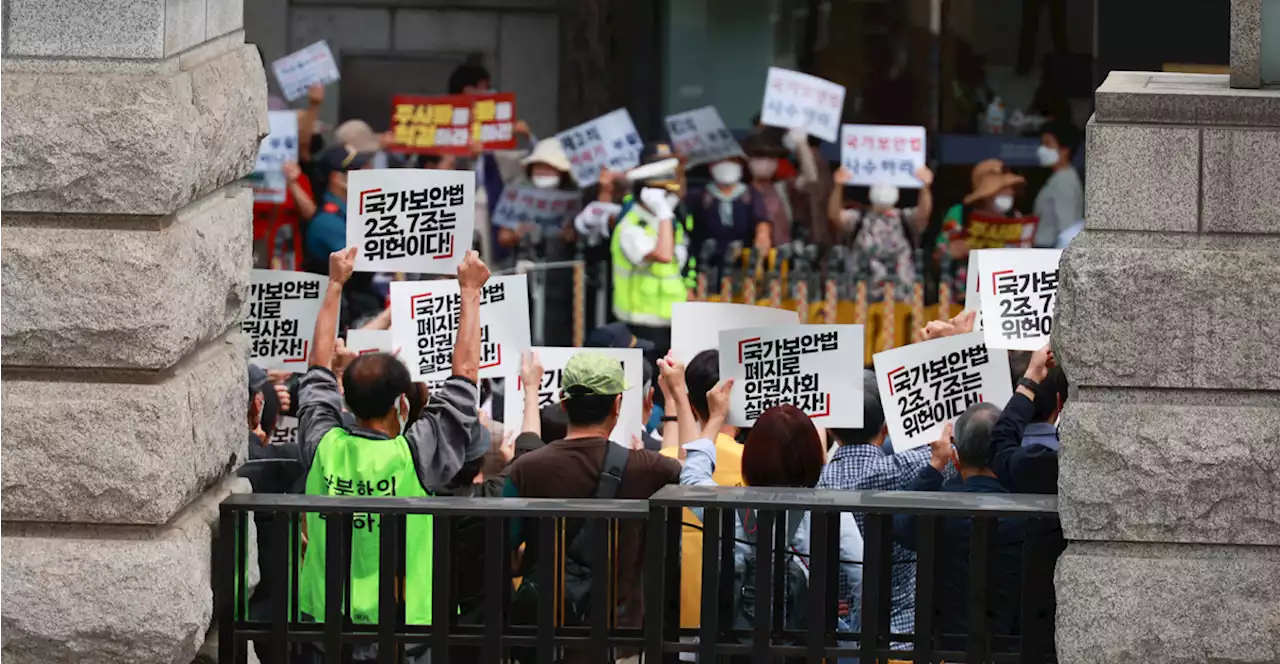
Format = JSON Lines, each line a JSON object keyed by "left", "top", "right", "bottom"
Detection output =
{"left": 611, "top": 144, "right": 695, "bottom": 358}
{"left": 295, "top": 245, "right": 491, "bottom": 660}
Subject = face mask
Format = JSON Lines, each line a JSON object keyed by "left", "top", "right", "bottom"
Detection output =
{"left": 993, "top": 194, "right": 1014, "bottom": 213}
{"left": 531, "top": 174, "right": 560, "bottom": 189}
{"left": 1037, "top": 145, "right": 1061, "bottom": 168}
{"left": 710, "top": 161, "right": 743, "bottom": 185}
{"left": 748, "top": 158, "right": 778, "bottom": 179}
{"left": 869, "top": 184, "right": 900, "bottom": 208}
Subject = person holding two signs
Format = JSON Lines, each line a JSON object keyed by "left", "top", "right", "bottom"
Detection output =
{"left": 829, "top": 162, "right": 934, "bottom": 303}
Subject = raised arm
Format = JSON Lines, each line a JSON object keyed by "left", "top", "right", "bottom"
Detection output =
{"left": 828, "top": 167, "right": 852, "bottom": 234}
{"left": 452, "top": 250, "right": 491, "bottom": 383}
{"left": 308, "top": 247, "right": 355, "bottom": 371}
{"left": 284, "top": 162, "right": 317, "bottom": 221}
{"left": 912, "top": 166, "right": 934, "bottom": 234}
{"left": 639, "top": 188, "right": 676, "bottom": 264}
{"left": 657, "top": 352, "right": 699, "bottom": 456}
{"left": 519, "top": 350, "right": 544, "bottom": 437}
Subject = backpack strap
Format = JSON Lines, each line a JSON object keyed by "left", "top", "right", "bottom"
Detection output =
{"left": 566, "top": 442, "right": 631, "bottom": 564}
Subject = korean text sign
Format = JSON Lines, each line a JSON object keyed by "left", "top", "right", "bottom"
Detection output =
{"left": 389, "top": 93, "right": 517, "bottom": 155}
{"left": 271, "top": 41, "right": 340, "bottom": 102}
{"left": 270, "top": 416, "right": 299, "bottom": 447}
{"left": 838, "top": 124, "right": 926, "bottom": 188}
{"left": 389, "top": 275, "right": 531, "bottom": 382}
{"left": 719, "top": 325, "right": 864, "bottom": 428}
{"left": 977, "top": 249, "right": 1063, "bottom": 351}
{"left": 965, "top": 212, "right": 1039, "bottom": 250}
{"left": 245, "top": 270, "right": 333, "bottom": 371}
{"left": 665, "top": 106, "right": 744, "bottom": 167}
{"left": 491, "top": 186, "right": 582, "bottom": 230}
{"left": 502, "top": 347, "right": 643, "bottom": 445}
{"left": 556, "top": 109, "right": 643, "bottom": 187}
{"left": 251, "top": 111, "right": 299, "bottom": 204}
{"left": 671, "top": 302, "right": 800, "bottom": 363}
{"left": 347, "top": 169, "right": 475, "bottom": 274}
{"left": 345, "top": 329, "right": 392, "bottom": 355}
{"left": 873, "top": 332, "right": 1012, "bottom": 452}
{"left": 760, "top": 67, "right": 846, "bottom": 143}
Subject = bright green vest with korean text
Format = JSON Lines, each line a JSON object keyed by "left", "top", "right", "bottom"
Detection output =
{"left": 299, "top": 427, "right": 434, "bottom": 625}
{"left": 610, "top": 204, "right": 693, "bottom": 326}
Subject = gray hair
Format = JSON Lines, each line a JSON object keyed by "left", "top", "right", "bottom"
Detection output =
{"left": 953, "top": 402, "right": 1001, "bottom": 469}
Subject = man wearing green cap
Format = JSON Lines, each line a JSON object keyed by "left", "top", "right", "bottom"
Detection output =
{"left": 503, "top": 351, "right": 680, "bottom": 632}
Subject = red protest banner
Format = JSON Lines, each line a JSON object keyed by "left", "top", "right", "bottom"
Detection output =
{"left": 964, "top": 212, "right": 1039, "bottom": 250}
{"left": 389, "top": 93, "right": 518, "bottom": 155}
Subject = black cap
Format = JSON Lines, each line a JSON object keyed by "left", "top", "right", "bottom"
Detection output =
{"left": 585, "top": 322, "right": 655, "bottom": 353}
{"left": 319, "top": 143, "right": 375, "bottom": 174}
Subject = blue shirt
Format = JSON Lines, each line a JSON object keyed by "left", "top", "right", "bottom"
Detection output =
{"left": 1021, "top": 422, "right": 1060, "bottom": 451}
{"left": 305, "top": 192, "right": 347, "bottom": 263}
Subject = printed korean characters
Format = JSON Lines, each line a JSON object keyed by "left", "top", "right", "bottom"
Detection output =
{"left": 245, "top": 270, "right": 334, "bottom": 371}
{"left": 491, "top": 187, "right": 582, "bottom": 230}
{"left": 557, "top": 109, "right": 643, "bottom": 187}
{"left": 270, "top": 416, "right": 299, "bottom": 447}
{"left": 838, "top": 124, "right": 926, "bottom": 188}
{"left": 977, "top": 249, "right": 1062, "bottom": 350}
{"left": 670, "top": 302, "right": 800, "bottom": 363}
{"left": 665, "top": 106, "right": 744, "bottom": 167}
{"left": 965, "top": 212, "right": 1040, "bottom": 250}
{"left": 718, "top": 325, "right": 864, "bottom": 427}
{"left": 345, "top": 329, "right": 392, "bottom": 356}
{"left": 347, "top": 169, "right": 475, "bottom": 274}
{"left": 760, "top": 67, "right": 846, "bottom": 143}
{"left": 250, "top": 111, "right": 299, "bottom": 204}
{"left": 873, "top": 331, "right": 1012, "bottom": 452}
{"left": 271, "top": 41, "right": 340, "bottom": 102}
{"left": 502, "top": 347, "right": 644, "bottom": 445}
{"left": 389, "top": 93, "right": 517, "bottom": 155}
{"left": 389, "top": 275, "right": 531, "bottom": 382}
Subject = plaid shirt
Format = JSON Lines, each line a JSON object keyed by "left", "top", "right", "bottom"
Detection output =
{"left": 818, "top": 443, "right": 930, "bottom": 637}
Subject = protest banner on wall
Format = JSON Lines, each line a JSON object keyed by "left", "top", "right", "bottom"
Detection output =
{"left": 556, "top": 109, "right": 643, "bottom": 187}
{"left": 271, "top": 41, "right": 340, "bottom": 102}
{"left": 760, "top": 67, "right": 846, "bottom": 143}
{"left": 665, "top": 106, "right": 744, "bottom": 167}
{"left": 245, "top": 270, "right": 332, "bottom": 371}
{"left": 671, "top": 302, "right": 800, "bottom": 363}
{"left": 491, "top": 186, "right": 582, "bottom": 230}
{"left": 838, "top": 124, "right": 926, "bottom": 188}
{"left": 978, "top": 249, "right": 1063, "bottom": 350}
{"left": 270, "top": 416, "right": 299, "bottom": 447}
{"left": 965, "top": 212, "right": 1039, "bottom": 250}
{"left": 250, "top": 111, "right": 299, "bottom": 204}
{"left": 389, "top": 275, "right": 530, "bottom": 382}
{"left": 346, "top": 169, "right": 474, "bottom": 274}
{"left": 873, "top": 331, "right": 1012, "bottom": 452}
{"left": 502, "top": 347, "right": 643, "bottom": 445}
{"left": 718, "top": 325, "right": 864, "bottom": 427}
{"left": 388, "top": 93, "right": 517, "bottom": 155}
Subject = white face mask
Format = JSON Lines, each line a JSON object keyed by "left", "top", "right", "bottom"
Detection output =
{"left": 1037, "top": 145, "right": 1061, "bottom": 168}
{"left": 710, "top": 161, "right": 743, "bottom": 185}
{"left": 993, "top": 194, "right": 1014, "bottom": 213}
{"left": 869, "top": 184, "right": 900, "bottom": 208}
{"left": 781, "top": 133, "right": 798, "bottom": 152}
{"left": 531, "top": 174, "right": 561, "bottom": 189}
{"left": 748, "top": 158, "right": 778, "bottom": 179}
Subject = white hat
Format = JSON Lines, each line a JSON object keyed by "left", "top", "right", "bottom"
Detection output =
{"left": 521, "top": 137, "right": 571, "bottom": 172}
{"left": 335, "top": 119, "right": 381, "bottom": 153}
{"left": 626, "top": 157, "right": 681, "bottom": 183}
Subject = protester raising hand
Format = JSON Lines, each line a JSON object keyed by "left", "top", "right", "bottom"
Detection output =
{"left": 453, "top": 250, "right": 491, "bottom": 383}
{"left": 1020, "top": 343, "right": 1055, "bottom": 392}
{"left": 921, "top": 309, "right": 978, "bottom": 341}
{"left": 519, "top": 350, "right": 544, "bottom": 437}
{"left": 702, "top": 378, "right": 735, "bottom": 441}
{"left": 657, "top": 351, "right": 700, "bottom": 451}
{"left": 929, "top": 421, "right": 955, "bottom": 472}
{"left": 457, "top": 249, "right": 491, "bottom": 290}
{"left": 329, "top": 246, "right": 357, "bottom": 285}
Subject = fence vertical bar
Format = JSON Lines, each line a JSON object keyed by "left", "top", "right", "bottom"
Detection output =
{"left": 663, "top": 507, "right": 682, "bottom": 663}
{"left": 966, "top": 517, "right": 995, "bottom": 664}
{"left": 643, "top": 505, "right": 669, "bottom": 663}
{"left": 432, "top": 515, "right": 452, "bottom": 664}
{"left": 913, "top": 515, "right": 939, "bottom": 663}
{"left": 483, "top": 518, "right": 505, "bottom": 663}
{"left": 698, "top": 508, "right": 722, "bottom": 663}
{"left": 537, "top": 517, "right": 557, "bottom": 664}
{"left": 752, "top": 509, "right": 775, "bottom": 664}
{"left": 859, "top": 513, "right": 888, "bottom": 663}
{"left": 588, "top": 517, "right": 611, "bottom": 664}
{"left": 216, "top": 508, "right": 237, "bottom": 664}
{"left": 1019, "top": 519, "right": 1055, "bottom": 664}
{"left": 377, "top": 513, "right": 402, "bottom": 664}
{"left": 270, "top": 511, "right": 292, "bottom": 664}
{"left": 324, "top": 513, "right": 351, "bottom": 664}
{"left": 806, "top": 510, "right": 831, "bottom": 663}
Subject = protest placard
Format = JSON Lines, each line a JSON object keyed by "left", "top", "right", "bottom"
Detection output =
{"left": 665, "top": 106, "right": 744, "bottom": 167}
{"left": 502, "top": 347, "right": 643, "bottom": 445}
{"left": 389, "top": 275, "right": 530, "bottom": 382}
{"left": 250, "top": 111, "right": 299, "bottom": 204}
{"left": 388, "top": 93, "right": 517, "bottom": 155}
{"left": 873, "top": 331, "right": 1012, "bottom": 452}
{"left": 718, "top": 325, "right": 864, "bottom": 427}
{"left": 245, "top": 270, "right": 332, "bottom": 371}
{"left": 838, "top": 124, "right": 926, "bottom": 188}
{"left": 978, "top": 249, "right": 1063, "bottom": 351}
{"left": 965, "top": 212, "right": 1039, "bottom": 250}
{"left": 491, "top": 186, "right": 582, "bottom": 230}
{"left": 271, "top": 41, "right": 340, "bottom": 102}
{"left": 760, "top": 67, "right": 846, "bottom": 143}
{"left": 556, "top": 109, "right": 643, "bottom": 187}
{"left": 671, "top": 302, "right": 800, "bottom": 363}
{"left": 345, "top": 329, "right": 392, "bottom": 355}
{"left": 346, "top": 169, "right": 474, "bottom": 274}
{"left": 269, "top": 416, "right": 299, "bottom": 447}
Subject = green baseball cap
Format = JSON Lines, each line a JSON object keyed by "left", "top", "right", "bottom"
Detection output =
{"left": 561, "top": 352, "right": 629, "bottom": 397}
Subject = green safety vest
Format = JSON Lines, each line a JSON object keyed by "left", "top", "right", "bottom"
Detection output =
{"left": 299, "top": 427, "right": 434, "bottom": 625}
{"left": 610, "top": 204, "right": 694, "bottom": 325}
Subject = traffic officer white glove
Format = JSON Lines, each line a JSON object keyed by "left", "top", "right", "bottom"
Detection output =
{"left": 573, "top": 202, "right": 620, "bottom": 247}
{"left": 639, "top": 187, "right": 675, "bottom": 220}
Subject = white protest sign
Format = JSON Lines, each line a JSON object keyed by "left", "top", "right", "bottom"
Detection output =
{"left": 556, "top": 109, "right": 643, "bottom": 187}
{"left": 665, "top": 106, "right": 744, "bottom": 167}
{"left": 269, "top": 416, "right": 299, "bottom": 447}
{"left": 345, "top": 329, "right": 392, "bottom": 355}
{"left": 389, "top": 275, "right": 530, "bottom": 382}
{"left": 245, "top": 270, "right": 333, "bottom": 371}
{"left": 718, "top": 325, "right": 864, "bottom": 428}
{"left": 347, "top": 169, "right": 475, "bottom": 275}
{"left": 491, "top": 186, "right": 582, "bottom": 230}
{"left": 251, "top": 111, "right": 300, "bottom": 204}
{"left": 502, "top": 347, "right": 644, "bottom": 445}
{"left": 839, "top": 124, "right": 926, "bottom": 188}
{"left": 873, "top": 331, "right": 1012, "bottom": 452}
{"left": 671, "top": 302, "right": 800, "bottom": 363}
{"left": 977, "top": 249, "right": 1063, "bottom": 351}
{"left": 271, "top": 41, "right": 340, "bottom": 102}
{"left": 760, "top": 67, "right": 846, "bottom": 143}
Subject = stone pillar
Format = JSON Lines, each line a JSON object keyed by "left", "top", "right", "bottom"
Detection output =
{"left": 1053, "top": 73, "right": 1280, "bottom": 664}
{"left": 1, "top": 2, "right": 266, "bottom": 663}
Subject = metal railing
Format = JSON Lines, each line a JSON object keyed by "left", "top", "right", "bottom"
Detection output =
{"left": 216, "top": 483, "right": 1059, "bottom": 663}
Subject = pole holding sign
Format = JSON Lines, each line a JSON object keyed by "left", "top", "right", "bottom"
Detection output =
{"left": 389, "top": 93, "right": 518, "bottom": 155}
{"left": 556, "top": 109, "right": 643, "bottom": 187}
{"left": 760, "top": 67, "right": 846, "bottom": 143}
{"left": 346, "top": 169, "right": 476, "bottom": 275}
{"left": 245, "top": 270, "right": 334, "bottom": 371}
{"left": 502, "top": 347, "right": 643, "bottom": 445}
{"left": 271, "top": 41, "right": 340, "bottom": 102}
{"left": 670, "top": 302, "right": 800, "bottom": 363}
{"left": 977, "top": 249, "right": 1062, "bottom": 351}
{"left": 838, "top": 124, "right": 926, "bottom": 188}
{"left": 665, "top": 106, "right": 745, "bottom": 167}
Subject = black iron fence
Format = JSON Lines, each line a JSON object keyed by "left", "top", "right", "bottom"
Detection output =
{"left": 216, "top": 482, "right": 1059, "bottom": 663}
